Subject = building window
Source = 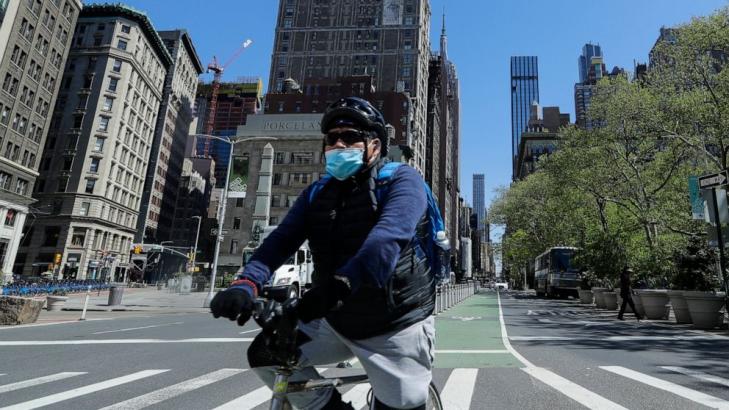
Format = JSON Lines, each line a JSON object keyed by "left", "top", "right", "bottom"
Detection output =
{"left": 108, "top": 77, "right": 118, "bottom": 92}
{"left": 89, "top": 158, "right": 100, "bottom": 173}
{"left": 93, "top": 137, "right": 105, "bottom": 152}
{"left": 120, "top": 24, "right": 131, "bottom": 34}
{"left": 112, "top": 59, "right": 122, "bottom": 72}
{"left": 57, "top": 176, "right": 68, "bottom": 192}
{"left": 271, "top": 194, "right": 280, "bottom": 208}
{"left": 233, "top": 217, "right": 241, "bottom": 230}
{"left": 71, "top": 228, "right": 86, "bottom": 247}
{"left": 117, "top": 39, "right": 127, "bottom": 50}
{"left": 235, "top": 198, "right": 244, "bottom": 208}
{"left": 291, "top": 152, "right": 313, "bottom": 164}
{"left": 229, "top": 239, "right": 239, "bottom": 254}
{"left": 273, "top": 173, "right": 282, "bottom": 185}
{"left": 79, "top": 202, "right": 90, "bottom": 216}
{"left": 98, "top": 116, "right": 110, "bottom": 131}
{"left": 85, "top": 179, "right": 95, "bottom": 193}
{"left": 102, "top": 96, "right": 113, "bottom": 111}
{"left": 15, "top": 179, "right": 28, "bottom": 196}
{"left": 4, "top": 209, "right": 16, "bottom": 226}
{"left": 269, "top": 217, "right": 278, "bottom": 225}
{"left": 0, "top": 172, "right": 11, "bottom": 190}
{"left": 0, "top": 240, "right": 7, "bottom": 268}
{"left": 275, "top": 152, "right": 286, "bottom": 164}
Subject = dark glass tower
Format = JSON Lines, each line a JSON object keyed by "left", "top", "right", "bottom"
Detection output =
{"left": 510, "top": 56, "right": 539, "bottom": 178}
{"left": 578, "top": 43, "right": 602, "bottom": 84}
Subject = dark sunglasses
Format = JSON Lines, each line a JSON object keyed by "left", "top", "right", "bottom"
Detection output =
{"left": 324, "top": 130, "right": 370, "bottom": 146}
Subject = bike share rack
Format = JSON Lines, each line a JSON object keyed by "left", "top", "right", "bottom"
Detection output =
{"left": 433, "top": 281, "right": 480, "bottom": 315}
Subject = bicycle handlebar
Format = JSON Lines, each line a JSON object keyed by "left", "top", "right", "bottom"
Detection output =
{"left": 252, "top": 298, "right": 300, "bottom": 366}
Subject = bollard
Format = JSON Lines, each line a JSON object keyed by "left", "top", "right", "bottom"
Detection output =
{"left": 79, "top": 285, "right": 92, "bottom": 321}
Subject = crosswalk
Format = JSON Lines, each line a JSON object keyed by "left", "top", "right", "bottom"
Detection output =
{"left": 1, "top": 364, "right": 729, "bottom": 409}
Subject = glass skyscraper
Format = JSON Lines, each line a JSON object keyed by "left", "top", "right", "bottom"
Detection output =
{"left": 473, "top": 174, "right": 486, "bottom": 242}
{"left": 578, "top": 43, "right": 602, "bottom": 84}
{"left": 510, "top": 56, "right": 539, "bottom": 178}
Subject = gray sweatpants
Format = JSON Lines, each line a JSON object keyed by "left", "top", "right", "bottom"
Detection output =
{"left": 252, "top": 316, "right": 435, "bottom": 409}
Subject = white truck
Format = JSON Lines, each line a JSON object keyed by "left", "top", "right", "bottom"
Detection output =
{"left": 240, "top": 226, "right": 313, "bottom": 300}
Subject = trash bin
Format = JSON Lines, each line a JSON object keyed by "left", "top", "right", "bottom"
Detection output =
{"left": 108, "top": 286, "right": 124, "bottom": 306}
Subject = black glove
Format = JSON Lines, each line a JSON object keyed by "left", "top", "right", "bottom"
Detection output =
{"left": 210, "top": 287, "right": 254, "bottom": 326}
{"left": 297, "top": 276, "right": 351, "bottom": 323}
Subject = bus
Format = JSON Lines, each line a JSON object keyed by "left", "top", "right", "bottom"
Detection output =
{"left": 534, "top": 247, "right": 580, "bottom": 298}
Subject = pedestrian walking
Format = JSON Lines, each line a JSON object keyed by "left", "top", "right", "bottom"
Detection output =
{"left": 618, "top": 266, "right": 642, "bottom": 321}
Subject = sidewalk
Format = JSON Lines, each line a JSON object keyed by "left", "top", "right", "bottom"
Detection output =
{"left": 58, "top": 287, "right": 211, "bottom": 312}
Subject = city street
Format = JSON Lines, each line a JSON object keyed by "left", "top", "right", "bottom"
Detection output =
{"left": 1, "top": 290, "right": 729, "bottom": 409}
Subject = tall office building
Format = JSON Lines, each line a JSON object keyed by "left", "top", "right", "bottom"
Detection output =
{"left": 0, "top": 0, "right": 81, "bottom": 282}
{"left": 472, "top": 173, "right": 485, "bottom": 242}
{"left": 135, "top": 30, "right": 203, "bottom": 244}
{"left": 17, "top": 4, "right": 171, "bottom": 280}
{"left": 268, "top": 0, "right": 432, "bottom": 173}
{"left": 574, "top": 43, "right": 606, "bottom": 129}
{"left": 510, "top": 56, "right": 539, "bottom": 179}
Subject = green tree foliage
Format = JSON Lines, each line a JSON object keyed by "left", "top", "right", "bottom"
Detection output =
{"left": 490, "top": 7, "right": 728, "bottom": 288}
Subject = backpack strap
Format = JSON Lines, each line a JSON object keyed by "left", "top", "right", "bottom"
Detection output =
{"left": 374, "top": 162, "right": 403, "bottom": 204}
{"left": 308, "top": 175, "right": 332, "bottom": 204}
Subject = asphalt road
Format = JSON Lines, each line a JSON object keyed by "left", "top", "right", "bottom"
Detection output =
{"left": 0, "top": 290, "right": 728, "bottom": 409}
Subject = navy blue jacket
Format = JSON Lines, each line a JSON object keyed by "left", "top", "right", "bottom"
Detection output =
{"left": 233, "top": 165, "right": 427, "bottom": 296}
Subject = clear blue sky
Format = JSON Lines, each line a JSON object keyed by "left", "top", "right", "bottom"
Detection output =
{"left": 105, "top": 0, "right": 725, "bottom": 218}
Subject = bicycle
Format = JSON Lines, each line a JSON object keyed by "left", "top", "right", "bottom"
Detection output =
{"left": 252, "top": 297, "right": 444, "bottom": 410}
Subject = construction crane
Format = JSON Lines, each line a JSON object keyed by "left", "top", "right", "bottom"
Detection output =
{"left": 202, "top": 39, "right": 253, "bottom": 157}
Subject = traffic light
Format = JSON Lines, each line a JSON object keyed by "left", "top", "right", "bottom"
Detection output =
{"left": 54, "top": 253, "right": 62, "bottom": 264}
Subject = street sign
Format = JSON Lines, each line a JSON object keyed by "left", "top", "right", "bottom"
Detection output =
{"left": 699, "top": 170, "right": 729, "bottom": 189}
{"left": 689, "top": 176, "right": 705, "bottom": 220}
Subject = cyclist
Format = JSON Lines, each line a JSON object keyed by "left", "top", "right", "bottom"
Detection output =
{"left": 211, "top": 96, "right": 436, "bottom": 410}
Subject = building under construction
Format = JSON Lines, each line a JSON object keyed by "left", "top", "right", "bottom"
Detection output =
{"left": 194, "top": 79, "right": 263, "bottom": 187}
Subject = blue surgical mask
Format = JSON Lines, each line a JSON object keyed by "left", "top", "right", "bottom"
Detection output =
{"left": 325, "top": 148, "right": 364, "bottom": 180}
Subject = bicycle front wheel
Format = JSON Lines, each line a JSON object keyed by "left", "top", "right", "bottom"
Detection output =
{"left": 427, "top": 381, "right": 443, "bottom": 410}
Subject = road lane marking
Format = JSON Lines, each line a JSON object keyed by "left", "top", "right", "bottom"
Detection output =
{"left": 435, "top": 349, "right": 509, "bottom": 354}
{"left": 440, "top": 368, "right": 478, "bottom": 410}
{"left": 0, "top": 372, "right": 86, "bottom": 393}
{"left": 98, "top": 368, "right": 246, "bottom": 410}
{"left": 0, "top": 338, "right": 254, "bottom": 346}
{"left": 662, "top": 366, "right": 729, "bottom": 388}
{"left": 521, "top": 367, "right": 628, "bottom": 410}
{"left": 510, "top": 335, "right": 729, "bottom": 342}
{"left": 341, "top": 383, "right": 371, "bottom": 409}
{"left": 0, "top": 369, "right": 169, "bottom": 410}
{"left": 0, "top": 318, "right": 114, "bottom": 330}
{"left": 92, "top": 322, "right": 183, "bottom": 334}
{"left": 497, "top": 292, "right": 627, "bottom": 410}
{"left": 601, "top": 366, "right": 729, "bottom": 409}
{"left": 239, "top": 328, "right": 260, "bottom": 335}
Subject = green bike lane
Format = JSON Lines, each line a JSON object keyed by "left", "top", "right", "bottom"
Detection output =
{"left": 433, "top": 291, "right": 521, "bottom": 368}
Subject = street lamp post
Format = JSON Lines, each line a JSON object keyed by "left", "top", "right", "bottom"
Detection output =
{"left": 197, "top": 134, "right": 277, "bottom": 308}
{"left": 191, "top": 215, "right": 202, "bottom": 272}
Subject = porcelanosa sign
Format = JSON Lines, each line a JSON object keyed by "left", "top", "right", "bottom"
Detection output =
{"left": 262, "top": 120, "right": 321, "bottom": 132}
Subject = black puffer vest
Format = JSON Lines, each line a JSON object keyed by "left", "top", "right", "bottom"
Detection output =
{"left": 306, "top": 162, "right": 435, "bottom": 340}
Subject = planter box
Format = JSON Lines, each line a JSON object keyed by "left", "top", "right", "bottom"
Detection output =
{"left": 635, "top": 290, "right": 669, "bottom": 320}
{"left": 46, "top": 296, "right": 68, "bottom": 312}
{"left": 592, "top": 288, "right": 608, "bottom": 309}
{"left": 667, "top": 290, "right": 692, "bottom": 324}
{"left": 633, "top": 293, "right": 646, "bottom": 317}
{"left": 603, "top": 292, "right": 618, "bottom": 310}
{"left": 578, "top": 289, "right": 594, "bottom": 304}
{"left": 0, "top": 296, "right": 44, "bottom": 325}
{"left": 684, "top": 291, "right": 726, "bottom": 330}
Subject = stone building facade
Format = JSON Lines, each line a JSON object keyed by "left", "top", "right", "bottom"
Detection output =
{"left": 17, "top": 4, "right": 171, "bottom": 280}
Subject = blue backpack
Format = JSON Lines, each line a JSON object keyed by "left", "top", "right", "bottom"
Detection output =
{"left": 308, "top": 162, "right": 451, "bottom": 281}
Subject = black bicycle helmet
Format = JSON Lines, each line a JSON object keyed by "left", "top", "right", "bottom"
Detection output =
{"left": 321, "top": 97, "right": 388, "bottom": 155}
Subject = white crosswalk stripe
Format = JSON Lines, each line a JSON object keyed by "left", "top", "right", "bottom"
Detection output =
{"left": 601, "top": 366, "right": 729, "bottom": 409}
{"left": 662, "top": 366, "right": 729, "bottom": 388}
{"left": 0, "top": 372, "right": 86, "bottom": 394}
{"left": 523, "top": 367, "right": 627, "bottom": 410}
{"left": 440, "top": 368, "right": 478, "bottom": 410}
{"left": 98, "top": 368, "right": 246, "bottom": 410}
{"left": 0, "top": 369, "right": 169, "bottom": 410}
{"left": 341, "top": 383, "right": 371, "bottom": 409}
{"left": 212, "top": 385, "right": 271, "bottom": 410}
